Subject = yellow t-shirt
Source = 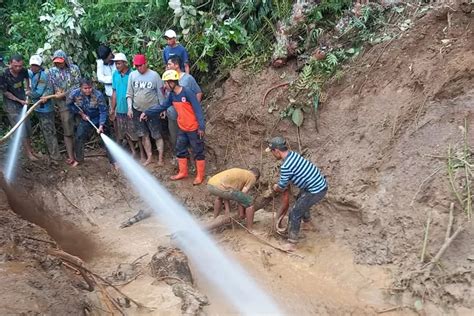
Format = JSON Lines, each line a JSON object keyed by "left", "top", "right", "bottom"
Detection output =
{"left": 208, "top": 168, "right": 256, "bottom": 191}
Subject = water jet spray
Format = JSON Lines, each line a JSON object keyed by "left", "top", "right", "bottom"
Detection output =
{"left": 101, "top": 134, "right": 282, "bottom": 315}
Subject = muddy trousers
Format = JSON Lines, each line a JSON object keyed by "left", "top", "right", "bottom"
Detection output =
{"left": 36, "top": 111, "right": 61, "bottom": 160}
{"left": 175, "top": 129, "right": 204, "bottom": 161}
{"left": 168, "top": 117, "right": 178, "bottom": 152}
{"left": 74, "top": 120, "right": 115, "bottom": 164}
{"left": 288, "top": 188, "right": 327, "bottom": 243}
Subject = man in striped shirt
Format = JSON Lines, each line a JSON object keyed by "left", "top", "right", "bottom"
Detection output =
{"left": 267, "top": 136, "right": 328, "bottom": 251}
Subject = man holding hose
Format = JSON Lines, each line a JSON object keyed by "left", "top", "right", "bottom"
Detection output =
{"left": 0, "top": 54, "right": 38, "bottom": 161}
{"left": 66, "top": 78, "right": 115, "bottom": 168}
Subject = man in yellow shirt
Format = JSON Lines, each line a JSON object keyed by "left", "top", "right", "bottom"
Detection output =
{"left": 207, "top": 168, "right": 260, "bottom": 230}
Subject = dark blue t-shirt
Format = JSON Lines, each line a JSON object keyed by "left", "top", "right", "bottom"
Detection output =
{"left": 163, "top": 44, "right": 189, "bottom": 71}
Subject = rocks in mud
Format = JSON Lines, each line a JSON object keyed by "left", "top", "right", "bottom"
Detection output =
{"left": 173, "top": 283, "right": 209, "bottom": 316}
{"left": 151, "top": 246, "right": 208, "bottom": 315}
{"left": 151, "top": 246, "right": 194, "bottom": 284}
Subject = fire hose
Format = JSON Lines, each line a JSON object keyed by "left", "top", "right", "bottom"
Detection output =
{"left": 0, "top": 100, "right": 42, "bottom": 144}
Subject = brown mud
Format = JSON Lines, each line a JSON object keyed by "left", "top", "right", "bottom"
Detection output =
{"left": 1, "top": 8, "right": 473, "bottom": 316}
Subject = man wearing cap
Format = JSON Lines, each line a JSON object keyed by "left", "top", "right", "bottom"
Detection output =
{"left": 41, "top": 50, "right": 81, "bottom": 165}
{"left": 163, "top": 29, "right": 190, "bottom": 74}
{"left": 141, "top": 70, "right": 206, "bottom": 185}
{"left": 28, "top": 55, "right": 61, "bottom": 161}
{"left": 267, "top": 136, "right": 328, "bottom": 251}
{"left": 126, "top": 54, "right": 165, "bottom": 166}
{"left": 0, "top": 54, "right": 38, "bottom": 161}
{"left": 207, "top": 167, "right": 260, "bottom": 230}
{"left": 111, "top": 53, "right": 144, "bottom": 160}
{"left": 165, "top": 55, "right": 202, "bottom": 160}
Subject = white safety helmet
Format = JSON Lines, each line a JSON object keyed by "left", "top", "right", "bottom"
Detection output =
{"left": 29, "top": 55, "right": 43, "bottom": 66}
{"left": 164, "top": 29, "right": 177, "bottom": 39}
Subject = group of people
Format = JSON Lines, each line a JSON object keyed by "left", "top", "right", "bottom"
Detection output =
{"left": 0, "top": 30, "right": 328, "bottom": 251}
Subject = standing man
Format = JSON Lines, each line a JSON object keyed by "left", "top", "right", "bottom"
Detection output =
{"left": 126, "top": 54, "right": 165, "bottom": 166}
{"left": 163, "top": 30, "right": 190, "bottom": 74}
{"left": 66, "top": 78, "right": 115, "bottom": 168}
{"left": 165, "top": 56, "right": 202, "bottom": 159}
{"left": 267, "top": 136, "right": 328, "bottom": 251}
{"left": 96, "top": 44, "right": 115, "bottom": 103}
{"left": 0, "top": 54, "right": 38, "bottom": 160}
{"left": 141, "top": 70, "right": 206, "bottom": 185}
{"left": 207, "top": 167, "right": 260, "bottom": 230}
{"left": 28, "top": 55, "right": 61, "bottom": 161}
{"left": 41, "top": 50, "right": 81, "bottom": 166}
{"left": 111, "top": 53, "right": 144, "bottom": 160}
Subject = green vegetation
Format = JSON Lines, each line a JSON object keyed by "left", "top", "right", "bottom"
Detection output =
{"left": 281, "top": 1, "right": 400, "bottom": 127}
{"left": 1, "top": 0, "right": 421, "bottom": 131}
{"left": 0, "top": 0, "right": 294, "bottom": 80}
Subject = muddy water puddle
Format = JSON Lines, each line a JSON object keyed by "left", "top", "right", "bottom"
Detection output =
{"left": 86, "top": 205, "right": 406, "bottom": 315}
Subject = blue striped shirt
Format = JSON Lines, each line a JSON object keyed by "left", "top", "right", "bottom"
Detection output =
{"left": 277, "top": 151, "right": 327, "bottom": 193}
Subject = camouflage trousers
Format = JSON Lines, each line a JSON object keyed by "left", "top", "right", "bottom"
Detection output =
{"left": 36, "top": 111, "right": 61, "bottom": 160}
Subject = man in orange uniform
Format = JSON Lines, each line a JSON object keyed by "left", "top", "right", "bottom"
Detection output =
{"left": 140, "top": 70, "right": 206, "bottom": 185}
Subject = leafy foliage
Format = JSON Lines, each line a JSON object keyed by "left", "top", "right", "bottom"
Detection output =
{"left": 1, "top": 0, "right": 292, "bottom": 80}
{"left": 279, "top": 1, "right": 390, "bottom": 127}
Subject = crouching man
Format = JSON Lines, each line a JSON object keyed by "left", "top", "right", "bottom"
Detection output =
{"left": 207, "top": 167, "right": 260, "bottom": 231}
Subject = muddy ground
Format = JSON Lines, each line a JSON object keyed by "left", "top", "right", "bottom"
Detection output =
{"left": 0, "top": 8, "right": 473, "bottom": 316}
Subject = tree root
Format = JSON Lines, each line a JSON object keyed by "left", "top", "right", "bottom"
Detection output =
{"left": 262, "top": 82, "right": 290, "bottom": 108}
{"left": 48, "top": 249, "right": 147, "bottom": 313}
{"left": 424, "top": 224, "right": 465, "bottom": 275}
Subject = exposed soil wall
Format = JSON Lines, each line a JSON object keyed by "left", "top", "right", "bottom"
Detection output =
{"left": 0, "top": 190, "right": 88, "bottom": 314}
{"left": 204, "top": 10, "right": 474, "bottom": 308}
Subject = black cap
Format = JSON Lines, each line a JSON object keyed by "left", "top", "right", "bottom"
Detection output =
{"left": 265, "top": 136, "right": 287, "bottom": 152}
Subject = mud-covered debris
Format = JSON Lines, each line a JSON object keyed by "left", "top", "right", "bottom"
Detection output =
{"left": 151, "top": 246, "right": 208, "bottom": 315}
{"left": 119, "top": 209, "right": 152, "bottom": 228}
{"left": 172, "top": 283, "right": 209, "bottom": 315}
{"left": 151, "top": 246, "right": 194, "bottom": 284}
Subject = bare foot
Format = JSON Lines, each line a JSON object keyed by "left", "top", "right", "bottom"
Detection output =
{"left": 142, "top": 158, "right": 153, "bottom": 166}
{"left": 157, "top": 160, "right": 164, "bottom": 167}
{"left": 282, "top": 242, "right": 297, "bottom": 252}
{"left": 112, "top": 163, "right": 119, "bottom": 171}
{"left": 70, "top": 160, "right": 79, "bottom": 167}
{"left": 302, "top": 221, "right": 317, "bottom": 232}
{"left": 27, "top": 154, "right": 39, "bottom": 161}
{"left": 247, "top": 229, "right": 265, "bottom": 237}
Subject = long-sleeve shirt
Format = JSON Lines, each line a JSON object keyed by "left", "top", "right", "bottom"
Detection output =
{"left": 126, "top": 69, "right": 165, "bottom": 112}
{"left": 277, "top": 151, "right": 327, "bottom": 194}
{"left": 67, "top": 88, "right": 108, "bottom": 126}
{"left": 96, "top": 59, "right": 115, "bottom": 97}
{"left": 46, "top": 64, "right": 81, "bottom": 97}
{"left": 28, "top": 69, "right": 53, "bottom": 113}
{"left": 145, "top": 86, "right": 205, "bottom": 132}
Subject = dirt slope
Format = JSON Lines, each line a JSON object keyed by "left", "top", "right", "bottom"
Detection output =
{"left": 0, "top": 190, "right": 88, "bottom": 315}
{"left": 205, "top": 10, "right": 474, "bottom": 308}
